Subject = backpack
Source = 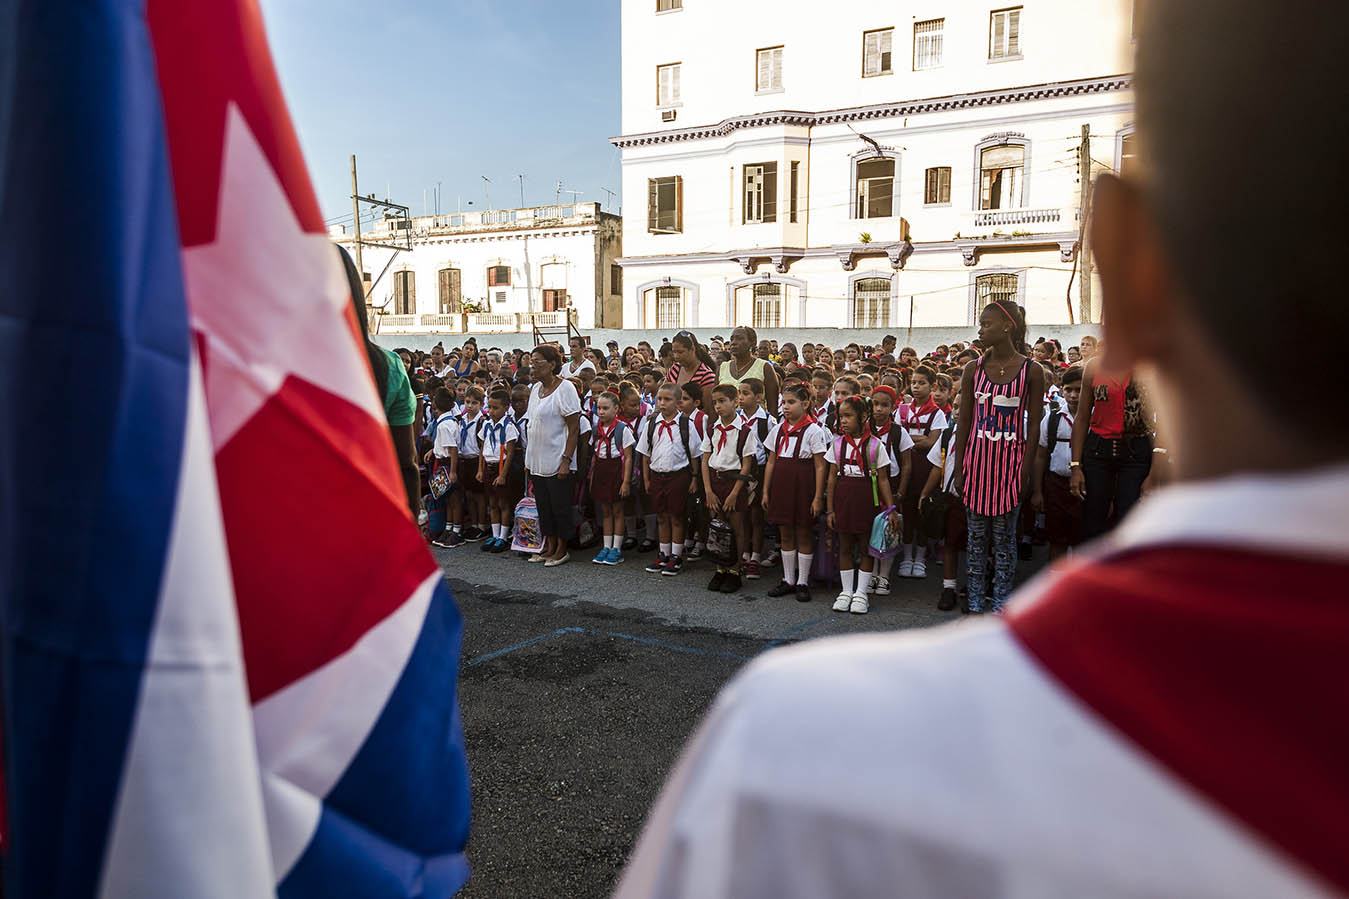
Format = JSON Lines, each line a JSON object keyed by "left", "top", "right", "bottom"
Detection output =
{"left": 1046, "top": 404, "right": 1065, "bottom": 461}
{"left": 868, "top": 505, "right": 903, "bottom": 559}
{"left": 511, "top": 488, "right": 544, "bottom": 554}
{"left": 707, "top": 516, "right": 736, "bottom": 565}
{"left": 645, "top": 413, "right": 695, "bottom": 477}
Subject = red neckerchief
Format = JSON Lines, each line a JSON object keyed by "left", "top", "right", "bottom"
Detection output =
{"left": 841, "top": 433, "right": 868, "bottom": 471}
{"left": 775, "top": 415, "right": 813, "bottom": 457}
{"left": 656, "top": 415, "right": 678, "bottom": 444}
{"left": 594, "top": 418, "right": 621, "bottom": 457}
{"left": 713, "top": 419, "right": 739, "bottom": 453}
{"left": 872, "top": 419, "right": 893, "bottom": 440}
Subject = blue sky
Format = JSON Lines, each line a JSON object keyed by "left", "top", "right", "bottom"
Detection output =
{"left": 257, "top": 0, "right": 622, "bottom": 227}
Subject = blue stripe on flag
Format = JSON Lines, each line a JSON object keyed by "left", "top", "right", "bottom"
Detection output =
{"left": 280, "top": 579, "right": 472, "bottom": 897}
{"left": 0, "top": 0, "right": 190, "bottom": 894}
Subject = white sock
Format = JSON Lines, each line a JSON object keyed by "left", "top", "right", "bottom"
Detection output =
{"left": 943, "top": 578, "right": 958, "bottom": 589}
{"left": 660, "top": 543, "right": 672, "bottom": 557}
{"left": 751, "top": 552, "right": 762, "bottom": 563}
{"left": 797, "top": 554, "right": 813, "bottom": 584}
{"left": 878, "top": 556, "right": 893, "bottom": 578}
{"left": 671, "top": 543, "right": 684, "bottom": 557}
{"left": 781, "top": 550, "right": 798, "bottom": 584}
{"left": 839, "top": 568, "right": 856, "bottom": 594}
{"left": 452, "top": 524, "right": 462, "bottom": 534}
{"left": 856, "top": 570, "right": 873, "bottom": 595}
{"left": 645, "top": 514, "right": 658, "bottom": 536}
{"left": 915, "top": 545, "right": 927, "bottom": 562}
{"left": 902, "top": 543, "right": 914, "bottom": 562}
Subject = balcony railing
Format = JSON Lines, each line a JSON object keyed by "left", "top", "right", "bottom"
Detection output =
{"left": 376, "top": 308, "right": 577, "bottom": 334}
{"left": 972, "top": 208, "right": 1063, "bottom": 228}
{"left": 419, "top": 313, "right": 463, "bottom": 330}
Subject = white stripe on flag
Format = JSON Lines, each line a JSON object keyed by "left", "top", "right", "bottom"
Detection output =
{"left": 99, "top": 348, "right": 275, "bottom": 898}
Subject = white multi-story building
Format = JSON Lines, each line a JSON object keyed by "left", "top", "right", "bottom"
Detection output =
{"left": 613, "top": 0, "right": 1136, "bottom": 331}
{"left": 333, "top": 202, "right": 623, "bottom": 334}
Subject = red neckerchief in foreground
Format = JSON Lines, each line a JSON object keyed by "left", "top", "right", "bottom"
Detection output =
{"left": 775, "top": 414, "right": 813, "bottom": 457}
{"left": 594, "top": 417, "right": 621, "bottom": 458}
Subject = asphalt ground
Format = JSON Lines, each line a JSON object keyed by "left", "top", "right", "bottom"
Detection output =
{"left": 443, "top": 539, "right": 1044, "bottom": 898}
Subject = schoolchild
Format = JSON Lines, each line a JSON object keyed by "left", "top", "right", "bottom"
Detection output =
{"left": 919, "top": 390, "right": 966, "bottom": 611}
{"left": 735, "top": 378, "right": 775, "bottom": 579}
{"left": 423, "top": 387, "right": 461, "bottom": 547}
{"left": 762, "top": 383, "right": 829, "bottom": 603}
{"left": 477, "top": 387, "right": 521, "bottom": 552}
{"left": 932, "top": 373, "right": 954, "bottom": 418}
{"left": 678, "top": 381, "right": 709, "bottom": 559}
{"left": 702, "top": 384, "right": 759, "bottom": 594}
{"left": 810, "top": 369, "right": 834, "bottom": 422}
{"left": 825, "top": 376, "right": 861, "bottom": 434}
{"left": 1032, "top": 365, "right": 1084, "bottom": 560}
{"left": 895, "top": 365, "right": 949, "bottom": 578}
{"left": 588, "top": 391, "right": 637, "bottom": 565}
{"left": 636, "top": 383, "right": 704, "bottom": 576}
{"left": 867, "top": 385, "right": 915, "bottom": 595}
{"left": 449, "top": 385, "right": 488, "bottom": 543}
{"left": 618, "top": 385, "right": 654, "bottom": 552}
{"left": 825, "top": 395, "right": 900, "bottom": 615}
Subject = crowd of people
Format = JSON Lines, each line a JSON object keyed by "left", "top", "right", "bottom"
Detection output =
{"left": 391, "top": 313, "right": 1156, "bottom": 615}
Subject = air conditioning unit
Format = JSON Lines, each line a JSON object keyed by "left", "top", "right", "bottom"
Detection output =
{"left": 661, "top": 109, "right": 677, "bottom": 123}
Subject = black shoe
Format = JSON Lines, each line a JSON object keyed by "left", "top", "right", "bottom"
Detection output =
{"left": 795, "top": 584, "right": 813, "bottom": 603}
{"left": 718, "top": 572, "right": 742, "bottom": 594}
{"left": 1018, "top": 539, "right": 1033, "bottom": 561}
{"left": 479, "top": 537, "right": 495, "bottom": 551}
{"left": 621, "top": 536, "right": 638, "bottom": 551}
{"left": 937, "top": 587, "right": 957, "bottom": 611}
{"left": 766, "top": 580, "right": 796, "bottom": 598}
{"left": 637, "top": 539, "right": 658, "bottom": 553}
{"left": 707, "top": 570, "right": 728, "bottom": 592}
{"left": 662, "top": 555, "right": 684, "bottom": 576}
{"left": 462, "top": 526, "right": 486, "bottom": 543}
{"left": 437, "top": 531, "right": 465, "bottom": 547}
{"left": 644, "top": 554, "right": 668, "bottom": 573}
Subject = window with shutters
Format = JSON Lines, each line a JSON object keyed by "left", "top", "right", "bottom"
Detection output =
{"left": 656, "top": 63, "right": 681, "bottom": 106}
{"left": 755, "top": 46, "right": 783, "bottom": 92}
{"left": 437, "top": 267, "right": 462, "bottom": 313}
{"left": 989, "top": 7, "right": 1022, "bottom": 60}
{"left": 913, "top": 18, "right": 944, "bottom": 70}
{"left": 855, "top": 157, "right": 895, "bottom": 219}
{"left": 542, "top": 289, "right": 569, "bottom": 311}
{"left": 656, "top": 0, "right": 681, "bottom": 10}
{"left": 1118, "top": 131, "right": 1139, "bottom": 179}
{"left": 393, "top": 270, "right": 415, "bottom": 314}
{"left": 924, "top": 167, "right": 951, "bottom": 205}
{"left": 752, "top": 283, "right": 782, "bottom": 329}
{"left": 789, "top": 161, "right": 800, "bottom": 223}
{"left": 743, "top": 163, "right": 777, "bottom": 224}
{"left": 862, "top": 29, "right": 893, "bottom": 77}
{"left": 648, "top": 175, "right": 683, "bottom": 233}
{"left": 487, "top": 264, "right": 511, "bottom": 287}
{"left": 853, "top": 278, "right": 890, "bottom": 328}
{"left": 979, "top": 144, "right": 1025, "bottom": 209}
{"left": 656, "top": 286, "right": 683, "bottom": 329}
{"left": 976, "top": 273, "right": 1019, "bottom": 311}
{"left": 610, "top": 264, "right": 622, "bottom": 295}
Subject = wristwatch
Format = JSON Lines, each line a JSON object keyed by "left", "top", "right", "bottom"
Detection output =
{"left": 1068, "top": 461, "right": 1081, "bottom": 469}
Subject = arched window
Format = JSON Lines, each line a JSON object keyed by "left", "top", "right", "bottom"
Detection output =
{"left": 979, "top": 144, "right": 1025, "bottom": 210}
{"left": 975, "top": 272, "right": 1019, "bottom": 310}
{"left": 852, "top": 277, "right": 891, "bottom": 328}
{"left": 655, "top": 285, "right": 683, "bottom": 328}
{"left": 752, "top": 282, "right": 782, "bottom": 328}
{"left": 437, "top": 268, "right": 461, "bottom": 314}
{"left": 393, "top": 270, "right": 415, "bottom": 314}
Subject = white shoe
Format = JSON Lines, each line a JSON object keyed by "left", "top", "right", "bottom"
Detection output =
{"left": 526, "top": 553, "right": 548, "bottom": 563}
{"left": 913, "top": 559, "right": 927, "bottom": 578}
{"left": 874, "top": 576, "right": 890, "bottom": 595}
{"left": 898, "top": 558, "right": 914, "bottom": 578}
{"left": 832, "top": 592, "right": 853, "bottom": 612}
{"left": 544, "top": 553, "right": 571, "bottom": 567}
{"left": 849, "top": 593, "right": 870, "bottom": 614}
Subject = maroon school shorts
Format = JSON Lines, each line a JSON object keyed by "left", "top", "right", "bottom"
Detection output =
{"left": 482, "top": 463, "right": 524, "bottom": 505}
{"left": 710, "top": 469, "right": 754, "bottom": 512}
{"left": 944, "top": 498, "right": 968, "bottom": 552}
{"left": 457, "top": 456, "right": 483, "bottom": 494}
{"left": 647, "top": 469, "right": 692, "bottom": 515}
{"left": 1044, "top": 472, "right": 1082, "bottom": 546}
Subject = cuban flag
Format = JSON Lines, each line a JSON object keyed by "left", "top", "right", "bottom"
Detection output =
{"left": 0, "top": 0, "right": 470, "bottom": 896}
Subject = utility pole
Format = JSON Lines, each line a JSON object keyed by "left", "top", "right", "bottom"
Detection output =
{"left": 1078, "top": 124, "right": 1093, "bottom": 324}
{"left": 517, "top": 173, "right": 527, "bottom": 208}
{"left": 555, "top": 180, "right": 562, "bottom": 205}
{"left": 350, "top": 154, "right": 364, "bottom": 299}
{"left": 481, "top": 175, "right": 491, "bottom": 210}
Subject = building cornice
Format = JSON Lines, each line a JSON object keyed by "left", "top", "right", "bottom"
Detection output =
{"left": 610, "top": 74, "right": 1132, "bottom": 148}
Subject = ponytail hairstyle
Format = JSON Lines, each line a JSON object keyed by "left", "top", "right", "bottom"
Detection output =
{"left": 986, "top": 301, "right": 1030, "bottom": 355}
{"left": 837, "top": 394, "right": 873, "bottom": 437}
{"left": 672, "top": 329, "right": 716, "bottom": 373}
{"left": 781, "top": 381, "right": 811, "bottom": 407}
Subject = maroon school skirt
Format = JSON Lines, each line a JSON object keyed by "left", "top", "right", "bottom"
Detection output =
{"left": 834, "top": 474, "right": 880, "bottom": 535}
{"left": 1044, "top": 472, "right": 1082, "bottom": 546}
{"left": 590, "top": 456, "right": 625, "bottom": 504}
{"left": 458, "top": 456, "right": 483, "bottom": 494}
{"left": 902, "top": 452, "right": 932, "bottom": 522}
{"left": 482, "top": 462, "right": 524, "bottom": 505}
{"left": 767, "top": 456, "right": 816, "bottom": 526}
{"left": 647, "top": 469, "right": 691, "bottom": 514}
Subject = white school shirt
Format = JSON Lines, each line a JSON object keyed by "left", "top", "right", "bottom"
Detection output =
{"left": 896, "top": 402, "right": 948, "bottom": 439}
{"left": 478, "top": 416, "right": 519, "bottom": 464}
{"left": 762, "top": 420, "right": 829, "bottom": 460}
{"left": 454, "top": 411, "right": 484, "bottom": 459}
{"left": 591, "top": 420, "right": 637, "bottom": 461}
{"left": 925, "top": 436, "right": 958, "bottom": 494}
{"left": 702, "top": 418, "right": 759, "bottom": 473}
{"left": 578, "top": 414, "right": 593, "bottom": 444}
{"left": 635, "top": 413, "right": 704, "bottom": 474}
{"left": 824, "top": 435, "right": 892, "bottom": 478}
{"left": 875, "top": 425, "right": 915, "bottom": 478}
{"left": 1038, "top": 408, "right": 1076, "bottom": 477}
{"left": 736, "top": 408, "right": 776, "bottom": 465}
{"left": 524, "top": 380, "right": 582, "bottom": 476}
{"left": 562, "top": 358, "right": 596, "bottom": 378}
{"left": 431, "top": 412, "right": 457, "bottom": 459}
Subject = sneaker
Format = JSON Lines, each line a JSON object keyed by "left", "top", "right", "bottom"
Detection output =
{"left": 873, "top": 576, "right": 891, "bottom": 595}
{"left": 490, "top": 538, "right": 509, "bottom": 553}
{"left": 662, "top": 555, "right": 684, "bottom": 576}
{"left": 686, "top": 544, "right": 704, "bottom": 561}
{"left": 621, "top": 536, "right": 638, "bottom": 551}
{"left": 645, "top": 554, "right": 668, "bottom": 573}
{"left": 937, "top": 587, "right": 958, "bottom": 611}
{"left": 764, "top": 547, "right": 781, "bottom": 567}
{"left": 897, "top": 558, "right": 914, "bottom": 578}
{"left": 718, "top": 572, "right": 743, "bottom": 594}
{"left": 435, "top": 531, "right": 465, "bottom": 548}
{"left": 593, "top": 548, "right": 611, "bottom": 565}
{"left": 913, "top": 559, "right": 927, "bottom": 578}
{"left": 707, "top": 570, "right": 728, "bottom": 592}
{"left": 742, "top": 559, "right": 762, "bottom": 580}
{"left": 849, "top": 593, "right": 870, "bottom": 614}
{"left": 608, "top": 550, "right": 625, "bottom": 566}
{"left": 795, "top": 584, "right": 812, "bottom": 602}
{"left": 637, "top": 539, "right": 658, "bottom": 554}
{"left": 462, "top": 527, "right": 486, "bottom": 543}
{"left": 832, "top": 591, "right": 853, "bottom": 612}
{"left": 481, "top": 537, "right": 497, "bottom": 551}
{"left": 766, "top": 580, "right": 796, "bottom": 598}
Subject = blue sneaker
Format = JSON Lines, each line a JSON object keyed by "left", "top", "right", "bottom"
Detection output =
{"left": 592, "top": 547, "right": 610, "bottom": 565}
{"left": 607, "top": 548, "right": 625, "bottom": 566}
